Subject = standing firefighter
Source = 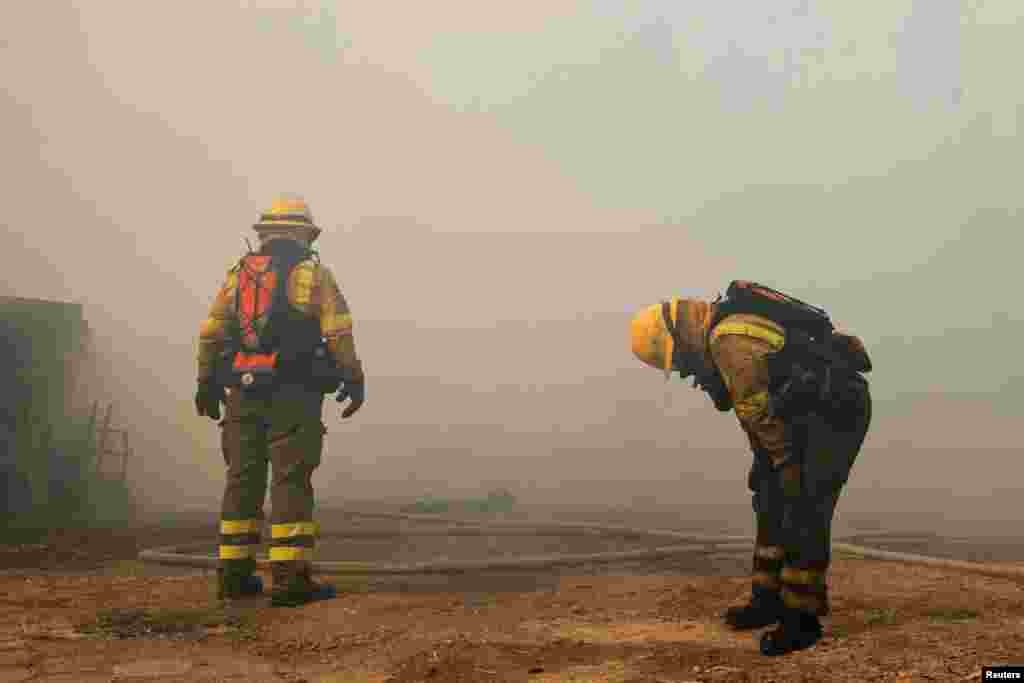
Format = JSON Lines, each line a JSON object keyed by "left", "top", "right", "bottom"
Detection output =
{"left": 194, "top": 195, "right": 366, "bottom": 607}
{"left": 630, "top": 282, "right": 872, "bottom": 655}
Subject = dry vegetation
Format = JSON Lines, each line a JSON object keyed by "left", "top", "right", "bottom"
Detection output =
{"left": 0, "top": 509, "right": 1021, "bottom": 682}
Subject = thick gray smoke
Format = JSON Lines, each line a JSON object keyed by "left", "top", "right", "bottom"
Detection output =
{"left": 1, "top": 2, "right": 1020, "bottom": 532}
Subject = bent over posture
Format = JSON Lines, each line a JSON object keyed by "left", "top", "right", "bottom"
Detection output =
{"left": 630, "top": 282, "right": 872, "bottom": 655}
{"left": 194, "top": 195, "right": 366, "bottom": 607}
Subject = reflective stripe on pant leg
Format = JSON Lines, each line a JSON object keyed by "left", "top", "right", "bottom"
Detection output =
{"left": 267, "top": 390, "right": 325, "bottom": 564}
{"left": 269, "top": 521, "right": 317, "bottom": 562}
{"left": 751, "top": 457, "right": 786, "bottom": 594}
{"left": 219, "top": 518, "right": 262, "bottom": 560}
{"left": 780, "top": 563, "right": 829, "bottom": 614}
{"left": 779, "top": 490, "right": 832, "bottom": 615}
{"left": 753, "top": 486, "right": 785, "bottom": 592}
{"left": 781, "top": 405, "right": 868, "bottom": 615}
{"left": 219, "top": 396, "right": 269, "bottom": 565}
{"left": 753, "top": 544, "right": 784, "bottom": 591}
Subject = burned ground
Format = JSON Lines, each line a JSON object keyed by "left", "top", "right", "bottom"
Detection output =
{"left": 0, "top": 504, "right": 1021, "bottom": 681}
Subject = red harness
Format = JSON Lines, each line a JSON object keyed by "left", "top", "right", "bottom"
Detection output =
{"left": 231, "top": 254, "right": 283, "bottom": 384}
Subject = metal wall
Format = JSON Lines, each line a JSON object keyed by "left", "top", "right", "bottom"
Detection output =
{"left": 0, "top": 297, "right": 89, "bottom": 515}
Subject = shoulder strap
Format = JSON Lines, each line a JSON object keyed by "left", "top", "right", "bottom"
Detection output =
{"left": 661, "top": 300, "right": 680, "bottom": 352}
{"left": 661, "top": 299, "right": 731, "bottom": 409}
{"left": 229, "top": 243, "right": 316, "bottom": 352}
{"left": 229, "top": 249, "right": 251, "bottom": 325}
{"left": 234, "top": 253, "right": 276, "bottom": 350}
{"left": 264, "top": 241, "right": 314, "bottom": 316}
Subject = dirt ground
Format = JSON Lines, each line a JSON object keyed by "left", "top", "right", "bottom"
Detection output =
{"left": 0, "top": 504, "right": 1022, "bottom": 682}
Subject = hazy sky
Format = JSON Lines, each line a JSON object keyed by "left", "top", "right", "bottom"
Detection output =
{"left": 2, "top": 2, "right": 1020, "bottom": 512}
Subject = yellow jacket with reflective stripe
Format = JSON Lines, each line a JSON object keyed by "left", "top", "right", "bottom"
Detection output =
{"left": 707, "top": 312, "right": 789, "bottom": 466}
{"left": 197, "top": 257, "right": 364, "bottom": 384}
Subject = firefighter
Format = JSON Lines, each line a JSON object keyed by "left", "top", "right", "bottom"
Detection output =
{"left": 194, "top": 194, "right": 366, "bottom": 607}
{"left": 630, "top": 283, "right": 872, "bottom": 656}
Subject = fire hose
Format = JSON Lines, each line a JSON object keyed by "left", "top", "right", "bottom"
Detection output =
{"left": 138, "top": 512, "right": 1024, "bottom": 581}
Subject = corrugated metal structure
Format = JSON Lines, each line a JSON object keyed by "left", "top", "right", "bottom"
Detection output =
{"left": 0, "top": 296, "right": 91, "bottom": 516}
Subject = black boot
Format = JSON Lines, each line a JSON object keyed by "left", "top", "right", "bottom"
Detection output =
{"left": 217, "top": 558, "right": 264, "bottom": 601}
{"left": 723, "top": 587, "right": 784, "bottom": 630}
{"left": 270, "top": 562, "right": 337, "bottom": 608}
{"left": 759, "top": 608, "right": 823, "bottom": 656}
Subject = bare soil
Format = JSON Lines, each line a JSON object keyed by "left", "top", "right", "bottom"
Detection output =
{"left": 0, "top": 504, "right": 1021, "bottom": 681}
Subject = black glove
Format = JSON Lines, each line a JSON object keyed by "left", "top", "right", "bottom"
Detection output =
{"left": 335, "top": 380, "right": 365, "bottom": 419}
{"left": 195, "top": 381, "right": 226, "bottom": 420}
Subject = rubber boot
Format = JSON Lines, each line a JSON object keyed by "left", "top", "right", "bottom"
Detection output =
{"left": 723, "top": 586, "right": 784, "bottom": 630}
{"left": 217, "top": 558, "right": 264, "bottom": 601}
{"left": 270, "top": 561, "right": 337, "bottom": 608}
{"left": 759, "top": 608, "right": 823, "bottom": 656}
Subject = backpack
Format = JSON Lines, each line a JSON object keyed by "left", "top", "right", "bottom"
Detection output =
{"left": 710, "top": 281, "right": 871, "bottom": 422}
{"left": 710, "top": 281, "right": 870, "bottom": 373}
{"left": 216, "top": 241, "right": 337, "bottom": 392}
{"left": 710, "top": 281, "right": 834, "bottom": 344}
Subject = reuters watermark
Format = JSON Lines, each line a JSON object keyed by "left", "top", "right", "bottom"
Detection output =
{"left": 984, "top": 666, "right": 1024, "bottom": 680}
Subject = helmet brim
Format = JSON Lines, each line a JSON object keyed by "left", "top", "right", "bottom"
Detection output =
{"left": 253, "top": 221, "right": 321, "bottom": 238}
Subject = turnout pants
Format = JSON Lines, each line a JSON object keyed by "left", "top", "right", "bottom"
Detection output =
{"left": 748, "top": 382, "right": 872, "bottom": 615}
{"left": 218, "top": 383, "right": 326, "bottom": 583}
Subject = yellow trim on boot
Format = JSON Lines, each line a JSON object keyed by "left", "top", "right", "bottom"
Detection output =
{"left": 221, "top": 519, "right": 262, "bottom": 535}
{"left": 271, "top": 522, "right": 318, "bottom": 539}
{"left": 219, "top": 545, "right": 256, "bottom": 560}
{"left": 269, "top": 546, "right": 314, "bottom": 562}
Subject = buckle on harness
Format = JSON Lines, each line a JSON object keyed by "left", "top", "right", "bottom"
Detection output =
{"left": 230, "top": 350, "right": 279, "bottom": 390}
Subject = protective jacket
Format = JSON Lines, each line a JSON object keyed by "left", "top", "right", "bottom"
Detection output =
{"left": 633, "top": 282, "right": 870, "bottom": 467}
{"left": 706, "top": 282, "right": 870, "bottom": 467}
{"left": 196, "top": 239, "right": 364, "bottom": 389}
{"left": 708, "top": 312, "right": 790, "bottom": 465}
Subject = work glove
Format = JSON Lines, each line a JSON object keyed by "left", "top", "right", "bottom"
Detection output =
{"left": 195, "top": 381, "right": 226, "bottom": 421}
{"left": 335, "top": 380, "right": 365, "bottom": 419}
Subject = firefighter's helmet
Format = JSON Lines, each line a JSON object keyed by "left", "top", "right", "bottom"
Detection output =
{"left": 253, "top": 194, "right": 321, "bottom": 239}
{"left": 631, "top": 299, "right": 679, "bottom": 374}
{"left": 630, "top": 297, "right": 711, "bottom": 376}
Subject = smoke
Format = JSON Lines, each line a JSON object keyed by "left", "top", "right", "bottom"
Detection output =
{"left": 1, "top": 2, "right": 1020, "bottom": 529}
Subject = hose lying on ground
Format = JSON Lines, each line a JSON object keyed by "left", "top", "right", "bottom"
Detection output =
{"left": 832, "top": 542, "right": 1024, "bottom": 581}
{"left": 138, "top": 512, "right": 1024, "bottom": 581}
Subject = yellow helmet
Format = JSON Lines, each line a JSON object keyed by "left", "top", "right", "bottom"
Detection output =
{"left": 631, "top": 299, "right": 679, "bottom": 375}
{"left": 253, "top": 194, "right": 321, "bottom": 239}
{"left": 630, "top": 297, "right": 711, "bottom": 376}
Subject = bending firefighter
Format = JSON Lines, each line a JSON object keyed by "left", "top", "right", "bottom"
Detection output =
{"left": 194, "top": 195, "right": 366, "bottom": 607}
{"left": 630, "top": 282, "right": 872, "bottom": 656}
